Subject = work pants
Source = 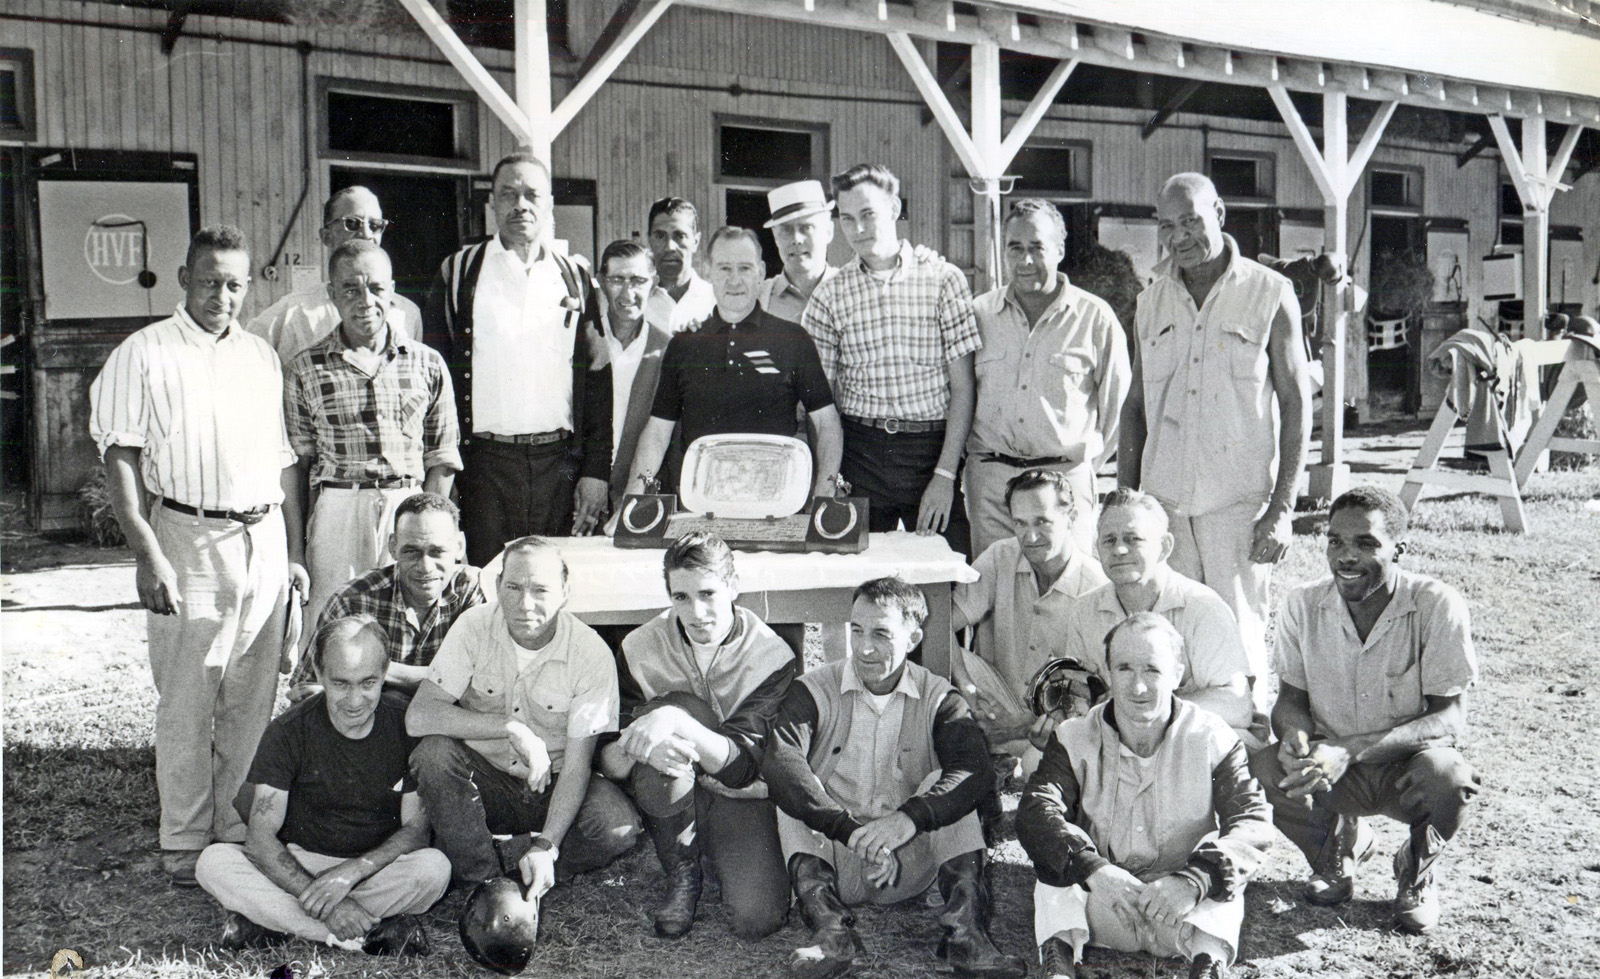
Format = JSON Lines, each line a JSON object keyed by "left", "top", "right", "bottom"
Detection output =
{"left": 777, "top": 808, "right": 986, "bottom": 907}
{"left": 303, "top": 485, "right": 418, "bottom": 647}
{"left": 195, "top": 842, "right": 450, "bottom": 944}
{"left": 409, "top": 735, "right": 642, "bottom": 886}
{"left": 148, "top": 503, "right": 288, "bottom": 851}
{"left": 459, "top": 438, "right": 576, "bottom": 567}
{"left": 1163, "top": 499, "right": 1272, "bottom": 706}
{"left": 1034, "top": 880, "right": 1241, "bottom": 965}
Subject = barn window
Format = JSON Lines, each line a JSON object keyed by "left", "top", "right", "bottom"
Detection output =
{"left": 1207, "top": 152, "right": 1274, "bottom": 202}
{"left": 1369, "top": 167, "right": 1423, "bottom": 212}
{"left": 0, "top": 48, "right": 36, "bottom": 141}
{"left": 716, "top": 117, "right": 830, "bottom": 272}
{"left": 1010, "top": 141, "right": 1091, "bottom": 197}
{"left": 320, "top": 79, "right": 478, "bottom": 170}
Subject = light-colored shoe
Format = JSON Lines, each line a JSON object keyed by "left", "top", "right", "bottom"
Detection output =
{"left": 1393, "top": 839, "right": 1442, "bottom": 933}
{"left": 1304, "top": 818, "right": 1374, "bottom": 906}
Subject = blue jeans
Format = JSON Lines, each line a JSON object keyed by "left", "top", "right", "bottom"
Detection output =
{"left": 410, "top": 734, "right": 642, "bottom": 886}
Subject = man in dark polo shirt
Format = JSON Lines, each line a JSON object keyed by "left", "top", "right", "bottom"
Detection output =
{"left": 622, "top": 226, "right": 843, "bottom": 499}
{"left": 195, "top": 616, "right": 450, "bottom": 953}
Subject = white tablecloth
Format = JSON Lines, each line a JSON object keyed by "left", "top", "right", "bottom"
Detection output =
{"left": 481, "top": 531, "right": 978, "bottom": 614}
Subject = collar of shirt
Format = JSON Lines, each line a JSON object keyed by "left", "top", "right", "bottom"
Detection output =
{"left": 387, "top": 564, "right": 474, "bottom": 630}
{"left": 1000, "top": 274, "right": 1081, "bottom": 321}
{"left": 652, "top": 270, "right": 712, "bottom": 304}
{"left": 1316, "top": 569, "right": 1421, "bottom": 647}
{"left": 494, "top": 604, "right": 574, "bottom": 672}
{"left": 849, "top": 239, "right": 915, "bottom": 282}
{"left": 771, "top": 265, "right": 837, "bottom": 302}
{"left": 173, "top": 303, "right": 234, "bottom": 342}
{"left": 1093, "top": 567, "right": 1185, "bottom": 617}
{"left": 484, "top": 234, "right": 553, "bottom": 274}
{"left": 1015, "top": 548, "right": 1094, "bottom": 599}
{"left": 319, "top": 319, "right": 405, "bottom": 364}
{"left": 840, "top": 660, "right": 923, "bottom": 701}
{"left": 1154, "top": 233, "right": 1245, "bottom": 291}
{"left": 700, "top": 307, "right": 769, "bottom": 335}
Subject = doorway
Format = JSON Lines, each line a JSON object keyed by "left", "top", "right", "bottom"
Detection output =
{"left": 328, "top": 168, "right": 470, "bottom": 311}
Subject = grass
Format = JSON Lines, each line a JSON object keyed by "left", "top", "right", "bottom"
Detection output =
{"left": 5, "top": 469, "right": 1600, "bottom": 978}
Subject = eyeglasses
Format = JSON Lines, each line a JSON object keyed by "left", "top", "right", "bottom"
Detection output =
{"left": 326, "top": 216, "right": 391, "bottom": 235}
{"left": 603, "top": 275, "right": 654, "bottom": 290}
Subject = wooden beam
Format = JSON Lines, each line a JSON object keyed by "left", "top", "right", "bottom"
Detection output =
{"left": 977, "top": 7, "right": 1019, "bottom": 44}
{"left": 1478, "top": 86, "right": 1515, "bottom": 113}
{"left": 912, "top": 0, "right": 956, "bottom": 31}
{"left": 1268, "top": 84, "right": 1338, "bottom": 203}
{"left": 997, "top": 58, "right": 1079, "bottom": 169}
{"left": 1455, "top": 132, "right": 1493, "bottom": 168}
{"left": 1143, "top": 36, "right": 1185, "bottom": 70}
{"left": 1488, "top": 114, "right": 1536, "bottom": 211}
{"left": 850, "top": 0, "right": 888, "bottom": 21}
{"left": 1575, "top": 99, "right": 1600, "bottom": 125}
{"left": 1091, "top": 25, "right": 1135, "bottom": 60}
{"left": 1279, "top": 58, "right": 1326, "bottom": 89}
{"left": 551, "top": 0, "right": 674, "bottom": 134}
{"left": 1141, "top": 78, "right": 1202, "bottom": 139}
{"left": 1234, "top": 53, "right": 1278, "bottom": 82}
{"left": 1329, "top": 64, "right": 1369, "bottom": 93}
{"left": 886, "top": 31, "right": 985, "bottom": 177}
{"left": 1038, "top": 17, "right": 1081, "bottom": 52}
{"left": 1409, "top": 73, "right": 1447, "bottom": 102}
{"left": 160, "top": 0, "right": 193, "bottom": 55}
{"left": 1369, "top": 68, "right": 1410, "bottom": 98}
{"left": 1548, "top": 123, "right": 1585, "bottom": 188}
{"left": 1455, "top": 83, "right": 1479, "bottom": 109}
{"left": 1347, "top": 99, "right": 1398, "bottom": 182}
{"left": 395, "top": 0, "right": 534, "bottom": 147}
{"left": 1189, "top": 46, "right": 1233, "bottom": 77}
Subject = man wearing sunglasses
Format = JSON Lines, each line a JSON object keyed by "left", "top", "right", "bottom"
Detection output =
{"left": 247, "top": 186, "right": 422, "bottom": 366}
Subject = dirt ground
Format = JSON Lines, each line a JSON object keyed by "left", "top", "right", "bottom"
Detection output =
{"left": 4, "top": 435, "right": 1600, "bottom": 978}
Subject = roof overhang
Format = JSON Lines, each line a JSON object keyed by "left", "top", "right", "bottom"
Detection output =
{"left": 677, "top": 0, "right": 1600, "bottom": 123}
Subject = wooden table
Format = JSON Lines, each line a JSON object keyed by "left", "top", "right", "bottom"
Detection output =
{"left": 508, "top": 532, "right": 978, "bottom": 675}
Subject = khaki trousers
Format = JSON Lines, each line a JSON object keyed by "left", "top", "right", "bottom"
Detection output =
{"left": 195, "top": 842, "right": 451, "bottom": 944}
{"left": 1034, "top": 881, "right": 1241, "bottom": 965}
{"left": 303, "top": 485, "right": 419, "bottom": 646}
{"left": 776, "top": 809, "right": 985, "bottom": 907}
{"left": 148, "top": 504, "right": 288, "bottom": 850}
{"left": 1162, "top": 499, "right": 1272, "bottom": 708}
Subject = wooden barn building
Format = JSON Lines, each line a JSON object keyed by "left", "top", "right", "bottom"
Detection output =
{"left": 3, "top": 0, "right": 1597, "bottom": 528}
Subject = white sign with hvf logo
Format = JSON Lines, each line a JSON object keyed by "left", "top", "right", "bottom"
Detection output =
{"left": 37, "top": 179, "right": 192, "bottom": 321}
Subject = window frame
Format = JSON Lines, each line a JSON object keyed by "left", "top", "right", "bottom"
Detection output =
{"left": 713, "top": 115, "right": 830, "bottom": 190}
{"left": 1206, "top": 150, "right": 1276, "bottom": 205}
{"left": 1367, "top": 165, "right": 1425, "bottom": 215}
{"left": 1007, "top": 138, "right": 1093, "bottom": 200}
{"left": 0, "top": 48, "right": 38, "bottom": 143}
{"left": 318, "top": 77, "right": 480, "bottom": 173}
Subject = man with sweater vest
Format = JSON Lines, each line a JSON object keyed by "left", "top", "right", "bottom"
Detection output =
{"left": 1018, "top": 614, "right": 1273, "bottom": 979}
{"left": 424, "top": 153, "right": 612, "bottom": 565}
{"left": 764, "top": 577, "right": 1026, "bottom": 979}
{"left": 597, "top": 239, "right": 675, "bottom": 508}
{"left": 599, "top": 532, "right": 797, "bottom": 941}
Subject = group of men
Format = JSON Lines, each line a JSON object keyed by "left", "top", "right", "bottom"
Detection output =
{"left": 88, "top": 151, "right": 1481, "bottom": 977}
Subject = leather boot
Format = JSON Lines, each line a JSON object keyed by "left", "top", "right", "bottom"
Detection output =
{"left": 646, "top": 808, "right": 701, "bottom": 938}
{"left": 788, "top": 853, "right": 861, "bottom": 979}
{"left": 1393, "top": 824, "right": 1446, "bottom": 934}
{"left": 936, "top": 851, "right": 1028, "bottom": 978}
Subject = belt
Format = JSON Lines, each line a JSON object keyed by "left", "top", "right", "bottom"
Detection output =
{"left": 161, "top": 499, "right": 276, "bottom": 525}
{"left": 975, "top": 452, "right": 1075, "bottom": 469}
{"left": 472, "top": 429, "right": 571, "bottom": 446}
{"left": 843, "top": 415, "right": 946, "bottom": 435}
{"left": 317, "top": 477, "right": 420, "bottom": 491}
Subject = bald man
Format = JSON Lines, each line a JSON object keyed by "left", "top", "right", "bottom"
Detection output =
{"left": 247, "top": 186, "right": 423, "bottom": 366}
{"left": 1118, "top": 173, "right": 1310, "bottom": 706}
{"left": 195, "top": 616, "right": 449, "bottom": 954}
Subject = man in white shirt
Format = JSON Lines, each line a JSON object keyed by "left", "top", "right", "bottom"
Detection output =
{"left": 246, "top": 186, "right": 421, "bottom": 366}
{"left": 597, "top": 239, "right": 674, "bottom": 507}
{"left": 644, "top": 197, "right": 715, "bottom": 333}
{"left": 424, "top": 154, "right": 613, "bottom": 565}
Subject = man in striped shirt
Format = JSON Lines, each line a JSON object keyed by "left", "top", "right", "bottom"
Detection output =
{"left": 283, "top": 240, "right": 461, "bottom": 639}
{"left": 89, "top": 225, "right": 308, "bottom": 887}
{"left": 802, "top": 163, "right": 981, "bottom": 556}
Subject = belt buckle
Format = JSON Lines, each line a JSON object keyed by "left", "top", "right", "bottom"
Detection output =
{"left": 882, "top": 417, "right": 901, "bottom": 435}
{"left": 234, "top": 507, "right": 268, "bottom": 526}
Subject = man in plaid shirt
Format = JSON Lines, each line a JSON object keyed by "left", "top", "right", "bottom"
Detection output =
{"left": 288, "top": 492, "right": 485, "bottom": 703}
{"left": 802, "top": 163, "right": 981, "bottom": 556}
{"left": 284, "top": 240, "right": 462, "bottom": 643}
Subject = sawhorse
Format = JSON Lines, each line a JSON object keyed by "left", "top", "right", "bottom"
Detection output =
{"left": 1513, "top": 339, "right": 1600, "bottom": 486}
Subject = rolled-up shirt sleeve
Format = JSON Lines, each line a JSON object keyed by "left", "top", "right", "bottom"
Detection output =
{"left": 422, "top": 352, "right": 463, "bottom": 472}
{"left": 88, "top": 335, "right": 150, "bottom": 457}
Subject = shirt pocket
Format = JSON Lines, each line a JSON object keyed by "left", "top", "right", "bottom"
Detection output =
{"left": 1383, "top": 642, "right": 1425, "bottom": 719}
{"left": 1142, "top": 325, "right": 1183, "bottom": 383}
{"left": 1223, "top": 317, "right": 1271, "bottom": 382}
{"left": 518, "top": 694, "right": 571, "bottom": 741}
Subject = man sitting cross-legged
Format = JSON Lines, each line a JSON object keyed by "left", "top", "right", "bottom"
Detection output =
{"left": 1018, "top": 613, "right": 1274, "bottom": 979}
{"left": 598, "top": 532, "right": 798, "bottom": 941}
{"left": 1248, "top": 486, "right": 1480, "bottom": 933}
{"left": 407, "top": 537, "right": 643, "bottom": 896}
{"left": 763, "top": 576, "right": 1027, "bottom": 979}
{"left": 287, "top": 492, "right": 485, "bottom": 704}
{"left": 1060, "top": 489, "right": 1253, "bottom": 740}
{"left": 195, "top": 616, "right": 450, "bottom": 954}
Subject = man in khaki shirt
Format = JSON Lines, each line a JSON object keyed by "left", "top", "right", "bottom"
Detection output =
{"left": 968, "top": 200, "right": 1129, "bottom": 557}
{"left": 1249, "top": 487, "right": 1479, "bottom": 934}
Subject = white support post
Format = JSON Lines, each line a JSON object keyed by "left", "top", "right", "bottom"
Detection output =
{"left": 970, "top": 41, "right": 1005, "bottom": 293}
{"left": 515, "top": 0, "right": 553, "bottom": 163}
{"left": 1315, "top": 91, "right": 1351, "bottom": 501}
{"left": 996, "top": 58, "right": 1079, "bottom": 170}
{"left": 1521, "top": 116, "right": 1548, "bottom": 332}
{"left": 394, "top": 0, "right": 533, "bottom": 146}
{"left": 550, "top": 0, "right": 676, "bottom": 135}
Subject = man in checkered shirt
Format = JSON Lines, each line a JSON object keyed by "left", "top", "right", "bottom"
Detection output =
{"left": 283, "top": 240, "right": 461, "bottom": 645}
{"left": 802, "top": 163, "right": 981, "bottom": 556}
